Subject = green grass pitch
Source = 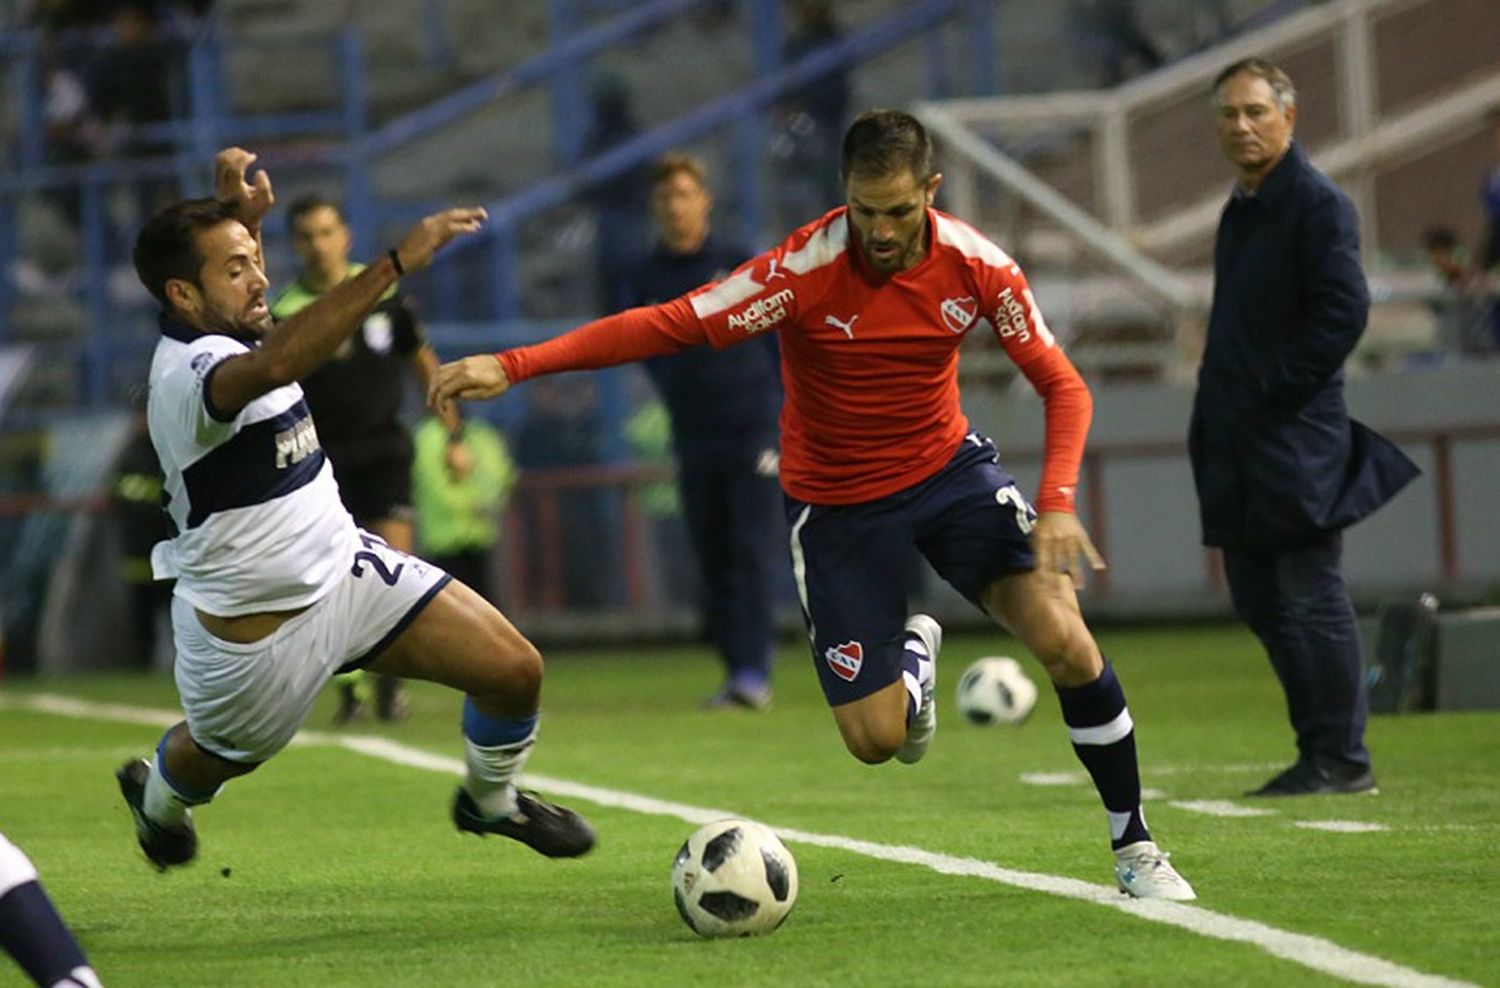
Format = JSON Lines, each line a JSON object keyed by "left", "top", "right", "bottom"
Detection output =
{"left": 1, "top": 622, "right": 1496, "bottom": 987}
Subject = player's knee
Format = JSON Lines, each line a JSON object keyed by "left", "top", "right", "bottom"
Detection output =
{"left": 492, "top": 636, "right": 543, "bottom": 703}
{"left": 838, "top": 719, "right": 904, "bottom": 764}
{"left": 1030, "top": 623, "right": 1099, "bottom": 686}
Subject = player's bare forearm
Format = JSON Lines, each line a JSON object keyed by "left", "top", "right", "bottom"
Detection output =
{"left": 212, "top": 208, "right": 486, "bottom": 415}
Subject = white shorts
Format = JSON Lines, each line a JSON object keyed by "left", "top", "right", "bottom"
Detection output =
{"left": 172, "top": 533, "right": 449, "bottom": 763}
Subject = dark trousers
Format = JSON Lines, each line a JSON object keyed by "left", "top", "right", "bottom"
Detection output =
{"left": 433, "top": 549, "right": 493, "bottom": 605}
{"left": 678, "top": 457, "right": 785, "bottom": 685}
{"left": 1222, "top": 532, "right": 1371, "bottom": 767}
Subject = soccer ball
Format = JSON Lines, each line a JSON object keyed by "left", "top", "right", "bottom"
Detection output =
{"left": 955, "top": 656, "right": 1038, "bottom": 725}
{"left": 671, "top": 819, "right": 798, "bottom": 938}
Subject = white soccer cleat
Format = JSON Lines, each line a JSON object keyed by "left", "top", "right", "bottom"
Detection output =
{"left": 895, "top": 614, "right": 942, "bottom": 765}
{"left": 1114, "top": 840, "right": 1196, "bottom": 901}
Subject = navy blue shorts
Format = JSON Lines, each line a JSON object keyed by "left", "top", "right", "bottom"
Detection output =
{"left": 786, "top": 430, "right": 1038, "bottom": 706}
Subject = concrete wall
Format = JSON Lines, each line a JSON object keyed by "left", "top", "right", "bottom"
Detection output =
{"left": 957, "top": 360, "right": 1500, "bottom": 618}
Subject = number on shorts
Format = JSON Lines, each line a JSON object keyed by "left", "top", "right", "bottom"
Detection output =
{"left": 351, "top": 534, "right": 404, "bottom": 586}
{"left": 995, "top": 483, "right": 1036, "bottom": 535}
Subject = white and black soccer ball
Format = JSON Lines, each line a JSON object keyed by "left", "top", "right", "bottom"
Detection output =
{"left": 671, "top": 818, "right": 798, "bottom": 938}
{"left": 956, "top": 656, "right": 1038, "bottom": 725}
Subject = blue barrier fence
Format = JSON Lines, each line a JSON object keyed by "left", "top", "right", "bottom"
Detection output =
{"left": 0, "top": 0, "right": 997, "bottom": 409}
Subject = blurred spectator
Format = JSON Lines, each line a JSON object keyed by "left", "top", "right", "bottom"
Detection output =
{"left": 87, "top": 1, "right": 181, "bottom": 157}
{"left": 620, "top": 152, "right": 785, "bottom": 709}
{"left": 1070, "top": 0, "right": 1164, "bottom": 86}
{"left": 1482, "top": 108, "right": 1500, "bottom": 272}
{"left": 772, "top": 0, "right": 850, "bottom": 228}
{"left": 513, "top": 376, "right": 619, "bottom": 609}
{"left": 413, "top": 412, "right": 517, "bottom": 606}
{"left": 580, "top": 73, "right": 650, "bottom": 313}
{"left": 1423, "top": 228, "right": 1498, "bottom": 357}
{"left": 110, "top": 411, "right": 174, "bottom": 668}
{"left": 24, "top": 0, "right": 103, "bottom": 33}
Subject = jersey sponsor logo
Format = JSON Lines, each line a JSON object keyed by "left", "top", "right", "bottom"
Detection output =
{"left": 825, "top": 640, "right": 864, "bottom": 682}
{"left": 274, "top": 414, "right": 321, "bottom": 468}
{"left": 995, "top": 286, "right": 1033, "bottom": 343}
{"left": 939, "top": 296, "right": 978, "bottom": 334}
{"left": 824, "top": 312, "right": 859, "bottom": 339}
{"left": 727, "top": 288, "right": 794, "bottom": 335}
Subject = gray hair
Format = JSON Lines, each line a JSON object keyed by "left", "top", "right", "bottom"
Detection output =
{"left": 1212, "top": 57, "right": 1296, "bottom": 113}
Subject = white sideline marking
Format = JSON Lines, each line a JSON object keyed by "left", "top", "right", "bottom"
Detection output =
{"left": 1294, "top": 821, "right": 1390, "bottom": 834}
{"left": 1020, "top": 771, "right": 1087, "bottom": 785}
{"left": 1, "top": 691, "right": 1474, "bottom": 988}
{"left": 1022, "top": 762, "right": 1283, "bottom": 787}
{"left": 1170, "top": 800, "right": 1278, "bottom": 818}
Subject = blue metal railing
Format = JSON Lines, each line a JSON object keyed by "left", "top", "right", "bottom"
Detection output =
{"left": 0, "top": 0, "right": 996, "bottom": 406}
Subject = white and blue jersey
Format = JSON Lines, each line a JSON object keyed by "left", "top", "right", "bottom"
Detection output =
{"left": 147, "top": 316, "right": 360, "bottom": 617}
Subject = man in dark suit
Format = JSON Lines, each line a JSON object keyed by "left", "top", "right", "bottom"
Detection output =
{"left": 1190, "top": 58, "right": 1419, "bottom": 797}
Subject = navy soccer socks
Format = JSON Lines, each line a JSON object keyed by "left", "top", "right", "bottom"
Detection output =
{"left": 1054, "top": 661, "right": 1151, "bottom": 850}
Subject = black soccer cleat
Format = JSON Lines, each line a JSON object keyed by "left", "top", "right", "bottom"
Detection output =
{"left": 452, "top": 787, "right": 595, "bottom": 858}
{"left": 115, "top": 759, "right": 197, "bottom": 871}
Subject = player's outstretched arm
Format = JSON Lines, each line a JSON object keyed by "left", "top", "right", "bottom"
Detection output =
{"left": 210, "top": 207, "right": 487, "bottom": 417}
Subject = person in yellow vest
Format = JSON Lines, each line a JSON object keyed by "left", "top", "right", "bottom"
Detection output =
{"left": 413, "top": 412, "right": 517, "bottom": 604}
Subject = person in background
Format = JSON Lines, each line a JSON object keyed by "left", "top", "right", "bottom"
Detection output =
{"left": 270, "top": 195, "right": 457, "bottom": 724}
{"left": 1481, "top": 108, "right": 1500, "bottom": 273}
{"left": 621, "top": 153, "right": 785, "bottom": 709}
{"left": 110, "top": 412, "right": 174, "bottom": 668}
{"left": 1422, "top": 227, "right": 1497, "bottom": 357}
{"left": 412, "top": 410, "right": 516, "bottom": 606}
{"left": 1191, "top": 58, "right": 1419, "bottom": 797}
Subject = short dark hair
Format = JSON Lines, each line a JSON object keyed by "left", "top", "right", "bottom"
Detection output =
{"left": 132, "top": 197, "right": 239, "bottom": 308}
{"left": 840, "top": 109, "right": 933, "bottom": 183}
{"left": 286, "top": 194, "right": 346, "bottom": 234}
{"left": 1213, "top": 57, "right": 1296, "bottom": 112}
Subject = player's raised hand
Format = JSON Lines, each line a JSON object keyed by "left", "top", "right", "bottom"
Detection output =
{"left": 428, "top": 354, "right": 511, "bottom": 414}
{"left": 393, "top": 208, "right": 488, "bottom": 273}
{"left": 214, "top": 147, "right": 274, "bottom": 229}
{"left": 1031, "top": 510, "right": 1106, "bottom": 590}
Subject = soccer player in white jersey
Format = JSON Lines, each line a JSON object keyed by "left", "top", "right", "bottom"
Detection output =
{"left": 115, "top": 148, "right": 594, "bottom": 870}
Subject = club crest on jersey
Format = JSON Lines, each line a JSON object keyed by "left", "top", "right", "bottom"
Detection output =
{"left": 939, "top": 296, "right": 978, "bottom": 334}
{"left": 728, "top": 288, "right": 794, "bottom": 335}
{"left": 825, "top": 640, "right": 864, "bottom": 681}
{"left": 362, "top": 311, "right": 394, "bottom": 354}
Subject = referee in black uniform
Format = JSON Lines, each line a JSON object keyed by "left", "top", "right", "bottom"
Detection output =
{"left": 622, "top": 154, "right": 787, "bottom": 709}
{"left": 271, "top": 195, "right": 459, "bottom": 722}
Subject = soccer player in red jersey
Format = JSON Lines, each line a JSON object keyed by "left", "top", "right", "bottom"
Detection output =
{"left": 431, "top": 110, "right": 1194, "bottom": 899}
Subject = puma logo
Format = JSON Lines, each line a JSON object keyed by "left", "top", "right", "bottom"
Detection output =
{"left": 764, "top": 257, "right": 786, "bottom": 282}
{"left": 824, "top": 313, "right": 859, "bottom": 339}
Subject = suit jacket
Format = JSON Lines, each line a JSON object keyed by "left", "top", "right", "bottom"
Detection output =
{"left": 1189, "top": 142, "right": 1418, "bottom": 547}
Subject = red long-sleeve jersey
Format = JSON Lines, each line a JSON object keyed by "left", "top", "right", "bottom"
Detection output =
{"left": 500, "top": 207, "right": 1092, "bottom": 511}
